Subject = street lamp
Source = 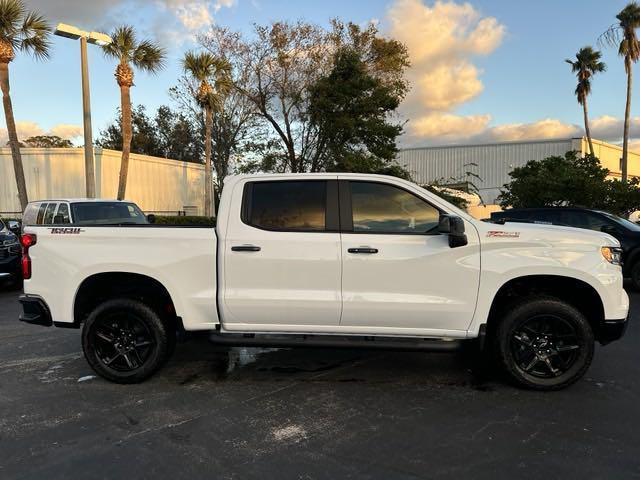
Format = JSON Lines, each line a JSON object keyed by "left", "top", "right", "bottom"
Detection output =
{"left": 54, "top": 23, "right": 112, "bottom": 199}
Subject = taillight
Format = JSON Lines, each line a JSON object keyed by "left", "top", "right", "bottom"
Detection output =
{"left": 21, "top": 233, "right": 37, "bottom": 279}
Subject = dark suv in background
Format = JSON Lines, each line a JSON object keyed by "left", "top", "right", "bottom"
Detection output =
{"left": 0, "top": 218, "right": 22, "bottom": 289}
{"left": 491, "top": 207, "right": 640, "bottom": 288}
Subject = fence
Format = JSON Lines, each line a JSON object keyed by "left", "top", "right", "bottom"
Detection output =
{"left": 1, "top": 147, "right": 210, "bottom": 215}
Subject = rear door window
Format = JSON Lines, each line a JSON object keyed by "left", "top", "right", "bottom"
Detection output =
{"left": 55, "top": 203, "right": 71, "bottom": 224}
{"left": 43, "top": 203, "right": 58, "bottom": 224}
{"left": 243, "top": 181, "right": 328, "bottom": 231}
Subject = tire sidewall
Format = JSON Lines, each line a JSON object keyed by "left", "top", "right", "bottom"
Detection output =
{"left": 496, "top": 298, "right": 594, "bottom": 390}
{"left": 82, "top": 299, "right": 169, "bottom": 384}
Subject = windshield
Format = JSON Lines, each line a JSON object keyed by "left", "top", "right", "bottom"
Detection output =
{"left": 601, "top": 212, "right": 640, "bottom": 232}
{"left": 71, "top": 202, "right": 148, "bottom": 225}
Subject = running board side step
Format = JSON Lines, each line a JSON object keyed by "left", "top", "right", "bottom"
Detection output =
{"left": 208, "top": 333, "right": 464, "bottom": 352}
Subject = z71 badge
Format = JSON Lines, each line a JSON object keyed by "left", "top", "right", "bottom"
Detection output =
{"left": 486, "top": 230, "right": 520, "bottom": 238}
{"left": 49, "top": 227, "right": 84, "bottom": 234}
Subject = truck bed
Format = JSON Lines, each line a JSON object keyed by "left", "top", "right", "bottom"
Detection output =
{"left": 23, "top": 225, "right": 218, "bottom": 330}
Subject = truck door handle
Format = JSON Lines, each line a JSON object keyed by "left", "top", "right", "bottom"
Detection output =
{"left": 348, "top": 247, "right": 378, "bottom": 254}
{"left": 231, "top": 245, "right": 261, "bottom": 252}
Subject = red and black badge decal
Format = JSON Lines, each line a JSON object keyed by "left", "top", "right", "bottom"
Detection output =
{"left": 49, "top": 227, "right": 84, "bottom": 234}
{"left": 486, "top": 230, "right": 520, "bottom": 238}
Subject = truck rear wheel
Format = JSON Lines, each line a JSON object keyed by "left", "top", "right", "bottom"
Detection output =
{"left": 82, "top": 299, "right": 170, "bottom": 384}
{"left": 494, "top": 297, "right": 594, "bottom": 391}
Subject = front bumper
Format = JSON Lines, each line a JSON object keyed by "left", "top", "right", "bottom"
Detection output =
{"left": 19, "top": 295, "right": 52, "bottom": 327}
{"left": 598, "top": 316, "right": 629, "bottom": 345}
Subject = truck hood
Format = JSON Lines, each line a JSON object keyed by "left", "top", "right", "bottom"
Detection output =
{"left": 475, "top": 221, "right": 620, "bottom": 248}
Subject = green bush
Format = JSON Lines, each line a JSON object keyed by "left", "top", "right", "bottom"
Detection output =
{"left": 152, "top": 215, "right": 215, "bottom": 226}
{"left": 498, "top": 151, "right": 640, "bottom": 216}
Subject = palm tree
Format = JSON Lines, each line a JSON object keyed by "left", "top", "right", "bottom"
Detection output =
{"left": 602, "top": 1, "right": 640, "bottom": 183}
{"left": 565, "top": 47, "right": 606, "bottom": 157}
{"left": 182, "top": 51, "right": 231, "bottom": 216}
{"left": 0, "top": 0, "right": 50, "bottom": 210}
{"left": 102, "top": 26, "right": 165, "bottom": 200}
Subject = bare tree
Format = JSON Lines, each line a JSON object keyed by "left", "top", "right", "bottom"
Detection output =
{"left": 236, "top": 21, "right": 329, "bottom": 172}
{"left": 199, "top": 20, "right": 409, "bottom": 175}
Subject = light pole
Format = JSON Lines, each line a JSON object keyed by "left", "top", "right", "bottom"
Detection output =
{"left": 54, "top": 23, "right": 111, "bottom": 199}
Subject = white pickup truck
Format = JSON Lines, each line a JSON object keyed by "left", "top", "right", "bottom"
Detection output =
{"left": 19, "top": 173, "right": 629, "bottom": 390}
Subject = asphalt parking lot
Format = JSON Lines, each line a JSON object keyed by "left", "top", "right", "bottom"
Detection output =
{"left": 1, "top": 286, "right": 639, "bottom": 479}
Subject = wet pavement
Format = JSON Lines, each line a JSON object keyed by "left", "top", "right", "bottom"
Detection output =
{"left": 1, "top": 285, "right": 639, "bottom": 479}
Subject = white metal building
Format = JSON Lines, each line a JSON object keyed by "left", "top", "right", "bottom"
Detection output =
{"left": 396, "top": 137, "right": 640, "bottom": 207}
{"left": 0, "top": 147, "right": 208, "bottom": 216}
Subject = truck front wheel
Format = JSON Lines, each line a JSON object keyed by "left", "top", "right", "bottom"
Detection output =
{"left": 82, "top": 299, "right": 170, "bottom": 384}
{"left": 494, "top": 297, "right": 594, "bottom": 390}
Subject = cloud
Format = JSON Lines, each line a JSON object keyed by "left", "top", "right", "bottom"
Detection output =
{"left": 405, "top": 116, "right": 581, "bottom": 145}
{"left": 29, "top": 0, "right": 236, "bottom": 45}
{"left": 387, "top": 0, "right": 640, "bottom": 150}
{"left": 152, "top": 0, "right": 237, "bottom": 43}
{"left": 0, "top": 122, "right": 83, "bottom": 145}
{"left": 29, "top": 0, "right": 122, "bottom": 27}
{"left": 415, "top": 62, "right": 483, "bottom": 110}
{"left": 484, "top": 118, "right": 580, "bottom": 143}
{"left": 411, "top": 112, "right": 491, "bottom": 139}
{"left": 50, "top": 124, "right": 84, "bottom": 140}
{"left": 590, "top": 115, "right": 640, "bottom": 141}
{"left": 404, "top": 114, "right": 640, "bottom": 149}
{"left": 388, "top": 0, "right": 505, "bottom": 137}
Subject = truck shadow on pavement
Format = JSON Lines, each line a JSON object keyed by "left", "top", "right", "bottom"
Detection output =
{"left": 157, "top": 334, "right": 497, "bottom": 392}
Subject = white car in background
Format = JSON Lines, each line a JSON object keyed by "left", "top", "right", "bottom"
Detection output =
{"left": 22, "top": 199, "right": 149, "bottom": 227}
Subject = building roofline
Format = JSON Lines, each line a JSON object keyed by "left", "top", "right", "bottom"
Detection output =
{"left": 399, "top": 137, "right": 580, "bottom": 152}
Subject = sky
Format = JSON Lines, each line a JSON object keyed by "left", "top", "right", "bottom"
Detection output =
{"left": 3, "top": 0, "right": 640, "bottom": 150}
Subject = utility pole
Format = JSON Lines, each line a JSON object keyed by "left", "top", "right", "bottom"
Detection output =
{"left": 54, "top": 23, "right": 112, "bottom": 198}
{"left": 80, "top": 36, "right": 95, "bottom": 198}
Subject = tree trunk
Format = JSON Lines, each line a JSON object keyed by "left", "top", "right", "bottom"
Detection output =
{"left": 117, "top": 85, "right": 132, "bottom": 200}
{"left": 204, "top": 106, "right": 213, "bottom": 217}
{"left": 583, "top": 97, "right": 594, "bottom": 157}
{"left": 622, "top": 58, "right": 633, "bottom": 184}
{"left": 0, "top": 63, "right": 28, "bottom": 211}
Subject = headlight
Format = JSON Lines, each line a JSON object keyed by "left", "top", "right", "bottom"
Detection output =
{"left": 601, "top": 246, "right": 623, "bottom": 265}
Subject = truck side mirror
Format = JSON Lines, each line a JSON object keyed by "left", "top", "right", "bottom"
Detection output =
{"left": 438, "top": 214, "right": 468, "bottom": 248}
{"left": 147, "top": 214, "right": 156, "bottom": 224}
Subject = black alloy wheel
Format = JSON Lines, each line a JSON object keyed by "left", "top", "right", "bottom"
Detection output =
{"left": 495, "top": 297, "right": 594, "bottom": 390}
{"left": 82, "top": 299, "right": 172, "bottom": 383}
{"left": 92, "top": 311, "right": 156, "bottom": 372}
{"left": 510, "top": 314, "right": 582, "bottom": 379}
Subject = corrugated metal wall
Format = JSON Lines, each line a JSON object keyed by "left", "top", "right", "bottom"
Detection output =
{"left": 1, "top": 147, "right": 207, "bottom": 215}
{"left": 396, "top": 139, "right": 578, "bottom": 204}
